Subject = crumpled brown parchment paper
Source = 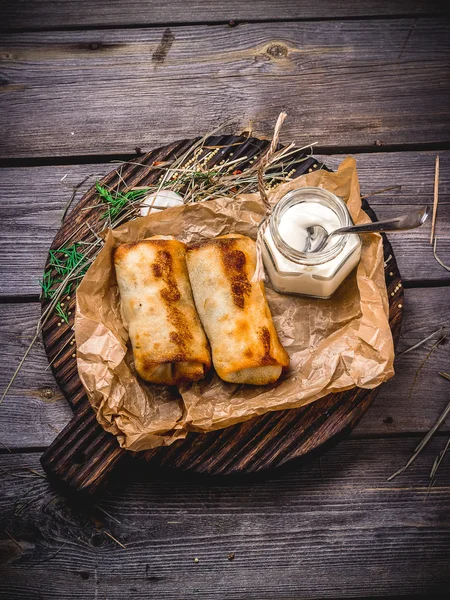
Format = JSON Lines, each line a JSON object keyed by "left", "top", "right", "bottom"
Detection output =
{"left": 75, "top": 157, "right": 395, "bottom": 451}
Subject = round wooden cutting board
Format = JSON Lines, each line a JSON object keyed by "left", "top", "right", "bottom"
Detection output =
{"left": 40, "top": 135, "right": 403, "bottom": 494}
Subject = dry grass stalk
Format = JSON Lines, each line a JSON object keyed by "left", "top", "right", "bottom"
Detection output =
{"left": 253, "top": 111, "right": 293, "bottom": 282}
{"left": 433, "top": 238, "right": 450, "bottom": 272}
{"left": 430, "top": 155, "right": 440, "bottom": 244}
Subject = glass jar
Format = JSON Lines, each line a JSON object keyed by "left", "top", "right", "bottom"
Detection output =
{"left": 262, "top": 187, "right": 362, "bottom": 299}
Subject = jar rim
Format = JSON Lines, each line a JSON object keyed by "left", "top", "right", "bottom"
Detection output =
{"left": 269, "top": 187, "right": 352, "bottom": 265}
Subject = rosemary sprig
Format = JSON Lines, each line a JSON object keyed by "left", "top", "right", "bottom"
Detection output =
{"left": 54, "top": 302, "right": 69, "bottom": 325}
{"left": 96, "top": 182, "right": 152, "bottom": 220}
{"left": 39, "top": 244, "right": 88, "bottom": 302}
{"left": 1, "top": 235, "right": 103, "bottom": 407}
{"left": 38, "top": 271, "right": 54, "bottom": 299}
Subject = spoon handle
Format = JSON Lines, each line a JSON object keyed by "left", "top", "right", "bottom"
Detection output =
{"left": 330, "top": 206, "right": 429, "bottom": 237}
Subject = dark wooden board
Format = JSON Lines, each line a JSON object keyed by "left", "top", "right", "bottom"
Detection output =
{"left": 2, "top": 0, "right": 448, "bottom": 30}
{"left": 1, "top": 286, "right": 450, "bottom": 450}
{"left": 3, "top": 439, "right": 450, "bottom": 599}
{"left": 1, "top": 150, "right": 448, "bottom": 298}
{"left": 38, "top": 135, "right": 403, "bottom": 493}
{"left": 1, "top": 19, "right": 450, "bottom": 157}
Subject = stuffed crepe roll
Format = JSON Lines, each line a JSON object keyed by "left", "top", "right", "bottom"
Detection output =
{"left": 114, "top": 237, "right": 211, "bottom": 385}
{"left": 186, "top": 234, "right": 290, "bottom": 385}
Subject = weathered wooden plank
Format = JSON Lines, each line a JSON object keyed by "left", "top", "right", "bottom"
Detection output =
{"left": 3, "top": 20, "right": 450, "bottom": 86}
{"left": 1, "top": 438, "right": 449, "bottom": 599}
{"left": 0, "top": 302, "right": 73, "bottom": 449}
{"left": 0, "top": 151, "right": 449, "bottom": 297}
{"left": 355, "top": 286, "right": 450, "bottom": 436}
{"left": 1, "top": 19, "right": 449, "bottom": 157}
{"left": 0, "top": 163, "right": 111, "bottom": 297}
{"left": 319, "top": 151, "right": 450, "bottom": 206}
{"left": 2, "top": 0, "right": 448, "bottom": 30}
{"left": 0, "top": 286, "right": 449, "bottom": 449}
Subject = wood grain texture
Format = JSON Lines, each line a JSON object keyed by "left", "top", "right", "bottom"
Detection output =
{"left": 1, "top": 19, "right": 449, "bottom": 157}
{"left": 4, "top": 20, "right": 450, "bottom": 86}
{"left": 2, "top": 439, "right": 450, "bottom": 599}
{"left": 1, "top": 285, "right": 449, "bottom": 450}
{"left": 2, "top": 0, "right": 448, "bottom": 29}
{"left": 35, "top": 137, "right": 404, "bottom": 493}
{"left": 1, "top": 150, "right": 449, "bottom": 298}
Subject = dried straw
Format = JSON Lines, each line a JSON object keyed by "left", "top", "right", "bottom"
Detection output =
{"left": 252, "top": 111, "right": 291, "bottom": 282}
{"left": 430, "top": 155, "right": 439, "bottom": 244}
{"left": 433, "top": 238, "right": 450, "bottom": 272}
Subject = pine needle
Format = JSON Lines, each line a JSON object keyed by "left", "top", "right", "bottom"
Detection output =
{"left": 45, "top": 334, "right": 75, "bottom": 371}
{"left": 440, "top": 372, "right": 450, "bottom": 382}
{"left": 104, "top": 530, "right": 127, "bottom": 549}
{"left": 429, "top": 437, "right": 450, "bottom": 481}
{"left": 408, "top": 333, "right": 447, "bottom": 399}
{"left": 32, "top": 541, "right": 68, "bottom": 564}
{"left": 397, "top": 326, "right": 446, "bottom": 357}
{"left": 28, "top": 469, "right": 47, "bottom": 479}
{"left": 388, "top": 398, "right": 450, "bottom": 481}
{"left": 94, "top": 505, "right": 121, "bottom": 525}
{"left": 0, "top": 440, "right": 11, "bottom": 452}
{"left": 61, "top": 174, "right": 101, "bottom": 223}
{"left": 5, "top": 530, "right": 22, "bottom": 551}
{"left": 361, "top": 185, "right": 402, "bottom": 199}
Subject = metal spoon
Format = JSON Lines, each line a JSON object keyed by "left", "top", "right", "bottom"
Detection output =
{"left": 304, "top": 206, "right": 430, "bottom": 253}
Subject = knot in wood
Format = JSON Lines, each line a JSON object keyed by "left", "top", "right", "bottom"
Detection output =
{"left": 267, "top": 44, "right": 288, "bottom": 59}
{"left": 88, "top": 42, "right": 100, "bottom": 51}
{"left": 39, "top": 386, "right": 54, "bottom": 400}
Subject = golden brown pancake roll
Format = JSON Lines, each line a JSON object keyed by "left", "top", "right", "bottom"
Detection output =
{"left": 186, "top": 234, "right": 290, "bottom": 385}
{"left": 114, "top": 237, "right": 211, "bottom": 385}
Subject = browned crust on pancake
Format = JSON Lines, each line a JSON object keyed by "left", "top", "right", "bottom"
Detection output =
{"left": 259, "top": 326, "right": 279, "bottom": 366}
{"left": 188, "top": 233, "right": 245, "bottom": 250}
{"left": 114, "top": 238, "right": 185, "bottom": 260}
{"left": 189, "top": 235, "right": 252, "bottom": 310}
{"left": 221, "top": 248, "right": 251, "bottom": 309}
{"left": 186, "top": 234, "right": 289, "bottom": 379}
{"left": 150, "top": 247, "right": 193, "bottom": 362}
{"left": 115, "top": 239, "right": 208, "bottom": 367}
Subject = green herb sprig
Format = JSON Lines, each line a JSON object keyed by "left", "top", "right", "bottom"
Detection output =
{"left": 95, "top": 182, "right": 152, "bottom": 220}
{"left": 39, "top": 243, "right": 90, "bottom": 327}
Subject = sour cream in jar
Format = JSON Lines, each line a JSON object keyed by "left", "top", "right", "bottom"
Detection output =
{"left": 262, "top": 187, "right": 361, "bottom": 299}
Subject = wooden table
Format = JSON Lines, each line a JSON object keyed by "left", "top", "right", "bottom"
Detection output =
{"left": 1, "top": 2, "right": 449, "bottom": 598}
